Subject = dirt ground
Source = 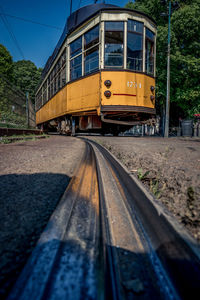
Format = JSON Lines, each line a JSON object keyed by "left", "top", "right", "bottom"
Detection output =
{"left": 88, "top": 136, "right": 200, "bottom": 243}
{"left": 0, "top": 134, "right": 199, "bottom": 298}
{"left": 0, "top": 136, "right": 85, "bottom": 299}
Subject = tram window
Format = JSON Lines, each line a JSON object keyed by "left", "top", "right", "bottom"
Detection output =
{"left": 146, "top": 28, "right": 155, "bottom": 40}
{"left": 70, "top": 37, "right": 82, "bottom": 58}
{"left": 70, "top": 36, "right": 82, "bottom": 80}
{"left": 58, "top": 73, "right": 60, "bottom": 90}
{"left": 127, "top": 20, "right": 143, "bottom": 71}
{"left": 84, "top": 25, "right": 99, "bottom": 74}
{"left": 70, "top": 55, "right": 82, "bottom": 80}
{"left": 61, "top": 68, "right": 66, "bottom": 87}
{"left": 145, "top": 28, "right": 155, "bottom": 75}
{"left": 105, "top": 21, "right": 124, "bottom": 68}
{"left": 128, "top": 20, "right": 143, "bottom": 33}
{"left": 50, "top": 79, "right": 53, "bottom": 98}
{"left": 85, "top": 46, "right": 99, "bottom": 74}
{"left": 54, "top": 77, "right": 57, "bottom": 93}
{"left": 36, "top": 89, "right": 42, "bottom": 110}
{"left": 58, "top": 51, "right": 66, "bottom": 88}
{"left": 43, "top": 81, "right": 47, "bottom": 104}
{"left": 84, "top": 25, "right": 99, "bottom": 50}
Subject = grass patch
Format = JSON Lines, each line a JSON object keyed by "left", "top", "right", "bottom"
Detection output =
{"left": 0, "top": 134, "right": 49, "bottom": 144}
{"left": 0, "top": 122, "right": 27, "bottom": 129}
{"left": 137, "top": 168, "right": 150, "bottom": 181}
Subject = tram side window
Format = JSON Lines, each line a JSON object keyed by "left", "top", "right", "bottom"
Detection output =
{"left": 127, "top": 20, "right": 143, "bottom": 71}
{"left": 84, "top": 25, "right": 99, "bottom": 75}
{"left": 48, "top": 77, "right": 50, "bottom": 100}
{"left": 53, "top": 67, "right": 57, "bottom": 93}
{"left": 50, "top": 72, "right": 53, "bottom": 98}
{"left": 43, "top": 81, "right": 47, "bottom": 104}
{"left": 70, "top": 37, "right": 82, "bottom": 80}
{"left": 145, "top": 28, "right": 155, "bottom": 75}
{"left": 61, "top": 51, "right": 66, "bottom": 87}
{"left": 36, "top": 89, "right": 42, "bottom": 111}
{"left": 105, "top": 21, "right": 124, "bottom": 68}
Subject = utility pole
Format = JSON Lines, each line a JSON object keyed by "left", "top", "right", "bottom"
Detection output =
{"left": 164, "top": 0, "right": 171, "bottom": 137}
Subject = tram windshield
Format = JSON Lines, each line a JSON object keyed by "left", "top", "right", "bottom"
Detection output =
{"left": 127, "top": 20, "right": 143, "bottom": 71}
{"left": 105, "top": 21, "right": 124, "bottom": 68}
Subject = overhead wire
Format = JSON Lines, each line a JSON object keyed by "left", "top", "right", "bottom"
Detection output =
{"left": 0, "top": 13, "right": 62, "bottom": 30}
{"left": 0, "top": 5, "right": 25, "bottom": 60}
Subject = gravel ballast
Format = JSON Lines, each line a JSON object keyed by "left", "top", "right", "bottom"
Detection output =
{"left": 0, "top": 136, "right": 85, "bottom": 299}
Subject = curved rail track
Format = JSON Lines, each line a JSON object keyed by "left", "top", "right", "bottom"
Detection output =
{"left": 8, "top": 138, "right": 200, "bottom": 300}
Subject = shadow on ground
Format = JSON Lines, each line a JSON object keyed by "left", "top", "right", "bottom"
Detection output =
{"left": 0, "top": 173, "right": 71, "bottom": 299}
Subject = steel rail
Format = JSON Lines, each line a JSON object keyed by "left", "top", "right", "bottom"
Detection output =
{"left": 7, "top": 137, "right": 200, "bottom": 300}
{"left": 87, "top": 138, "right": 200, "bottom": 300}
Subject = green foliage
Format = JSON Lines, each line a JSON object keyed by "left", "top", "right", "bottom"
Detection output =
{"left": 150, "top": 179, "right": 161, "bottom": 198}
{"left": 0, "top": 44, "right": 13, "bottom": 80}
{"left": 125, "top": 0, "right": 200, "bottom": 120}
{"left": 13, "top": 60, "right": 42, "bottom": 102}
{"left": 0, "top": 45, "right": 42, "bottom": 127}
{"left": 137, "top": 168, "right": 150, "bottom": 180}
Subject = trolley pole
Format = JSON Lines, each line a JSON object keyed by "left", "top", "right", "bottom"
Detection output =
{"left": 164, "top": 0, "right": 171, "bottom": 137}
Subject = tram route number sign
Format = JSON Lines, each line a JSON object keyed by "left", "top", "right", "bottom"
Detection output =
{"left": 127, "top": 81, "right": 142, "bottom": 88}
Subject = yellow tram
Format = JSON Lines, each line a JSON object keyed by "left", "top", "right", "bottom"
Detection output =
{"left": 35, "top": 3, "right": 157, "bottom": 134}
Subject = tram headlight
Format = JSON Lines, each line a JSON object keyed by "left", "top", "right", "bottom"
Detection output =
{"left": 104, "top": 90, "right": 112, "bottom": 98}
{"left": 104, "top": 80, "right": 112, "bottom": 88}
{"left": 150, "top": 95, "right": 155, "bottom": 102}
{"left": 150, "top": 85, "right": 155, "bottom": 92}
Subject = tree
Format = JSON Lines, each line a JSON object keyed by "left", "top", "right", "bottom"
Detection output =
{"left": 125, "top": 0, "right": 200, "bottom": 120}
{"left": 0, "top": 44, "right": 13, "bottom": 80}
{"left": 13, "top": 60, "right": 42, "bottom": 103}
{"left": 0, "top": 44, "right": 13, "bottom": 121}
{"left": 0, "top": 45, "right": 42, "bottom": 126}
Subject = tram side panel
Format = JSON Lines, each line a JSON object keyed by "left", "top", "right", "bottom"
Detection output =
{"left": 67, "top": 73, "right": 100, "bottom": 114}
{"left": 36, "top": 86, "right": 68, "bottom": 125}
{"left": 36, "top": 73, "right": 101, "bottom": 129}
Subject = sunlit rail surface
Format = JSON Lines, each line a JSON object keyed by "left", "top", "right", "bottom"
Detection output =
{"left": 8, "top": 138, "right": 200, "bottom": 300}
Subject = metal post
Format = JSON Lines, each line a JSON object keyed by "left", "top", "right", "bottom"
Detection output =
{"left": 26, "top": 92, "right": 29, "bottom": 128}
{"left": 164, "top": 0, "right": 171, "bottom": 137}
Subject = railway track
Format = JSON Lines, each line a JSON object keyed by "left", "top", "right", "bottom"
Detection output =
{"left": 7, "top": 138, "right": 200, "bottom": 300}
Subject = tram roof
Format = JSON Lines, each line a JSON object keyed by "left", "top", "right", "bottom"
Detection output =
{"left": 42, "top": 3, "right": 156, "bottom": 79}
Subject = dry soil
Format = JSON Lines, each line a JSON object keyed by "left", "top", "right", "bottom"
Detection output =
{"left": 0, "top": 135, "right": 199, "bottom": 299}
{"left": 88, "top": 136, "right": 200, "bottom": 243}
{"left": 0, "top": 135, "right": 85, "bottom": 299}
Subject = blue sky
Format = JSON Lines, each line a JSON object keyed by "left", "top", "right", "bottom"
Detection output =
{"left": 0, "top": 0, "right": 131, "bottom": 68}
